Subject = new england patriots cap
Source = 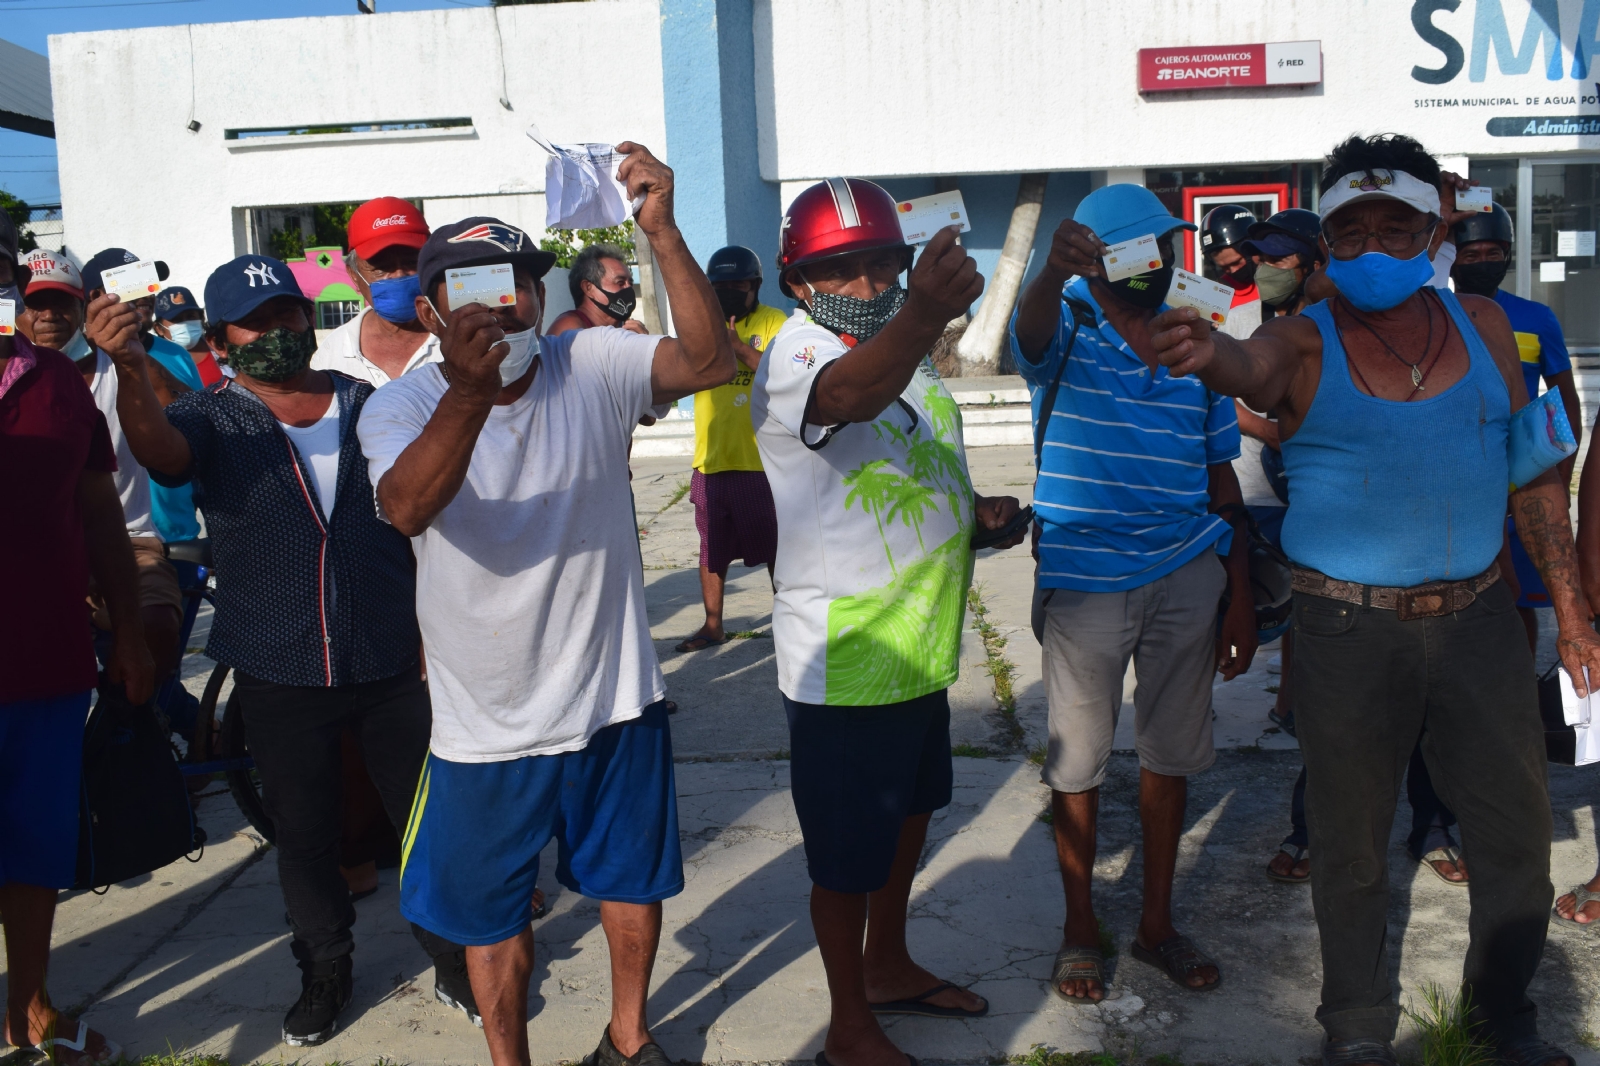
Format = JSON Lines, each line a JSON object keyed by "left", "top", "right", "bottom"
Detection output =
{"left": 83, "top": 247, "right": 171, "bottom": 297}
{"left": 417, "top": 217, "right": 557, "bottom": 298}
{"left": 203, "top": 255, "right": 311, "bottom": 327}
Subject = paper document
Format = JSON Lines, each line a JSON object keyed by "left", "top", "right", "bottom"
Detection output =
{"left": 1165, "top": 268, "right": 1232, "bottom": 325}
{"left": 445, "top": 264, "right": 516, "bottom": 312}
{"left": 1455, "top": 185, "right": 1494, "bottom": 213}
{"left": 1103, "top": 234, "right": 1161, "bottom": 282}
{"left": 100, "top": 260, "right": 162, "bottom": 301}
{"left": 527, "top": 125, "right": 642, "bottom": 230}
{"left": 895, "top": 191, "right": 971, "bottom": 244}
{"left": 1555, "top": 666, "right": 1600, "bottom": 765}
{"left": 1540, "top": 261, "right": 1567, "bottom": 282}
{"left": 1556, "top": 230, "right": 1596, "bottom": 257}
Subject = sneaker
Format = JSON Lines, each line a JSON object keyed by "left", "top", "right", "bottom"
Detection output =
{"left": 434, "top": 950, "right": 483, "bottom": 1028}
{"left": 583, "top": 1025, "right": 674, "bottom": 1066}
{"left": 282, "top": 956, "right": 352, "bottom": 1047}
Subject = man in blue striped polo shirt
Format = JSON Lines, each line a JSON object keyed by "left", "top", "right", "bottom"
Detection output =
{"left": 1010, "top": 184, "right": 1256, "bottom": 1006}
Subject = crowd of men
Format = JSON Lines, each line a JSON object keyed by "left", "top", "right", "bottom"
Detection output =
{"left": 2, "top": 130, "right": 1598, "bottom": 1066}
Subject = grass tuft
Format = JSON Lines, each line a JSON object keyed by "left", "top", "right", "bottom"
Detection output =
{"left": 662, "top": 478, "right": 691, "bottom": 512}
{"left": 951, "top": 743, "right": 993, "bottom": 758}
{"left": 769, "top": 748, "right": 790, "bottom": 760}
{"left": 1011, "top": 1045, "right": 1123, "bottom": 1066}
{"left": 727, "top": 629, "right": 771, "bottom": 640}
{"left": 1027, "top": 742, "right": 1047, "bottom": 765}
{"left": 1403, "top": 983, "right": 1495, "bottom": 1066}
{"left": 967, "top": 584, "right": 1024, "bottom": 749}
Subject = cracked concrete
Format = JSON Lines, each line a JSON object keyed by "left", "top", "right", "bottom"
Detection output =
{"left": 5, "top": 447, "right": 1600, "bottom": 1065}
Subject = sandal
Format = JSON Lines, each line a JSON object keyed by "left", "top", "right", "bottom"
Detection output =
{"left": 869, "top": 980, "right": 987, "bottom": 1018}
{"left": 674, "top": 633, "right": 728, "bottom": 653}
{"left": 1417, "top": 845, "right": 1469, "bottom": 887}
{"left": 1130, "top": 934, "right": 1221, "bottom": 992}
{"left": 1553, "top": 884, "right": 1600, "bottom": 929}
{"left": 817, "top": 1054, "right": 916, "bottom": 1066}
{"left": 33, "top": 1019, "right": 123, "bottom": 1065}
{"left": 1487, "top": 1033, "right": 1573, "bottom": 1066}
{"left": 1049, "top": 943, "right": 1106, "bottom": 1004}
{"left": 1322, "top": 1037, "right": 1397, "bottom": 1066}
{"left": 1267, "top": 843, "right": 1311, "bottom": 884}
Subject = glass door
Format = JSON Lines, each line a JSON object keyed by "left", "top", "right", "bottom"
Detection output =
{"left": 1528, "top": 163, "right": 1600, "bottom": 350}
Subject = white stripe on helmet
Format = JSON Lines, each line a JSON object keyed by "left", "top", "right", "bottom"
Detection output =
{"left": 825, "top": 178, "right": 860, "bottom": 230}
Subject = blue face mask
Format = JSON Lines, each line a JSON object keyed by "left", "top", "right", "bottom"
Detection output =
{"left": 1323, "top": 249, "right": 1436, "bottom": 312}
{"left": 367, "top": 274, "right": 422, "bottom": 323}
{"left": 164, "top": 320, "right": 204, "bottom": 350}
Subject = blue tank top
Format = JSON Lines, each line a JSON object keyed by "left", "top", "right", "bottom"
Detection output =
{"left": 1281, "top": 290, "right": 1509, "bottom": 586}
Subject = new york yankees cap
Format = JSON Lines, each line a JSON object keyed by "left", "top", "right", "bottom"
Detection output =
{"left": 82, "top": 247, "right": 171, "bottom": 297}
{"left": 204, "top": 255, "right": 312, "bottom": 328}
{"left": 417, "top": 216, "right": 556, "bottom": 298}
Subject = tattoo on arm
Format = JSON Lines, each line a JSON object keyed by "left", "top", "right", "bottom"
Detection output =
{"left": 1515, "top": 486, "right": 1584, "bottom": 617}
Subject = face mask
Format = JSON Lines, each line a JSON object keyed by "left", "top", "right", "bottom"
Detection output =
{"left": 1108, "top": 267, "right": 1172, "bottom": 310}
{"left": 164, "top": 320, "right": 205, "bottom": 350}
{"left": 1452, "top": 259, "right": 1510, "bottom": 298}
{"left": 1323, "top": 250, "right": 1436, "bottom": 312}
{"left": 1220, "top": 261, "right": 1257, "bottom": 290}
{"left": 226, "top": 326, "right": 317, "bottom": 382}
{"left": 368, "top": 274, "right": 422, "bottom": 324}
{"left": 1255, "top": 263, "right": 1304, "bottom": 308}
{"left": 717, "top": 287, "right": 754, "bottom": 321}
{"left": 62, "top": 329, "right": 91, "bottom": 361}
{"left": 497, "top": 325, "right": 540, "bottom": 386}
{"left": 805, "top": 282, "right": 906, "bottom": 342}
{"left": 589, "top": 283, "right": 638, "bottom": 322}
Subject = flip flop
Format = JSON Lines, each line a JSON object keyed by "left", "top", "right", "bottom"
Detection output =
{"left": 34, "top": 1019, "right": 122, "bottom": 1065}
{"left": 674, "top": 634, "right": 729, "bottom": 653}
{"left": 1553, "top": 884, "right": 1600, "bottom": 929}
{"left": 1266, "top": 843, "right": 1311, "bottom": 884}
{"left": 1049, "top": 943, "right": 1107, "bottom": 1005}
{"left": 869, "top": 980, "right": 988, "bottom": 1018}
{"left": 1130, "top": 934, "right": 1222, "bottom": 992}
{"left": 1417, "top": 845, "right": 1469, "bottom": 887}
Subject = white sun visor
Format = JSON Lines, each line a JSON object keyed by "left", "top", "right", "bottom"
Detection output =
{"left": 1319, "top": 169, "right": 1441, "bottom": 221}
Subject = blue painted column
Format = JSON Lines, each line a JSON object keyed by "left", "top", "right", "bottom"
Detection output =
{"left": 659, "top": 0, "right": 784, "bottom": 308}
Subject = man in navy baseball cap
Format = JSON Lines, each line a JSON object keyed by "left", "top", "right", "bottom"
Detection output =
{"left": 82, "top": 248, "right": 170, "bottom": 331}
{"left": 415, "top": 217, "right": 556, "bottom": 304}
{"left": 152, "top": 285, "right": 221, "bottom": 386}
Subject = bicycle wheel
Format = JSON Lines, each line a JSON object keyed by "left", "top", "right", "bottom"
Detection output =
{"left": 218, "top": 676, "right": 276, "bottom": 844}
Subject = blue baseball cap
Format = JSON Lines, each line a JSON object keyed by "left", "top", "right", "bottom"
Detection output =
{"left": 82, "top": 247, "right": 170, "bottom": 297}
{"left": 1073, "top": 184, "right": 1197, "bottom": 247}
{"left": 203, "top": 255, "right": 311, "bottom": 327}
{"left": 153, "top": 285, "right": 203, "bottom": 322}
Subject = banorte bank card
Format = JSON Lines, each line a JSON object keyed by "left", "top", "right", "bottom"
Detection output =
{"left": 446, "top": 264, "right": 517, "bottom": 311}
{"left": 0, "top": 298, "right": 13, "bottom": 336}
{"left": 1103, "top": 234, "right": 1161, "bottom": 282}
{"left": 100, "top": 260, "right": 162, "bottom": 301}
{"left": 1165, "top": 268, "right": 1233, "bottom": 326}
{"left": 895, "top": 191, "right": 972, "bottom": 245}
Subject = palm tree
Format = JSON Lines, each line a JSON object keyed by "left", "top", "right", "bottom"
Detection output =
{"left": 957, "top": 173, "right": 1050, "bottom": 375}
{"left": 887, "top": 476, "right": 938, "bottom": 555}
{"left": 843, "top": 459, "right": 903, "bottom": 575}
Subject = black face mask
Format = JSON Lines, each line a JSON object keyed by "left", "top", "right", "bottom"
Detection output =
{"left": 1109, "top": 267, "right": 1173, "bottom": 309}
{"left": 1220, "top": 261, "right": 1257, "bottom": 289}
{"left": 1452, "top": 259, "right": 1510, "bottom": 297}
{"left": 717, "top": 287, "right": 754, "bottom": 321}
{"left": 589, "top": 283, "right": 638, "bottom": 322}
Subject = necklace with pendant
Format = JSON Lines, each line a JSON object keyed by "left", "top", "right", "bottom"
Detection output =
{"left": 1338, "top": 292, "right": 1439, "bottom": 396}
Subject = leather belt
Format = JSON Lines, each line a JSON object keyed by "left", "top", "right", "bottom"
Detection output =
{"left": 1290, "top": 562, "right": 1501, "bottom": 621}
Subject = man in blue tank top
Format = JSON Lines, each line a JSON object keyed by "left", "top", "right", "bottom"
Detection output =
{"left": 1150, "top": 134, "right": 1593, "bottom": 1066}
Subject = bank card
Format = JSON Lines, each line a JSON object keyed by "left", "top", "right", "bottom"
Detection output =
{"left": 895, "top": 191, "right": 971, "bottom": 244}
{"left": 445, "top": 264, "right": 516, "bottom": 311}
{"left": 1455, "top": 184, "right": 1494, "bottom": 213}
{"left": 1102, "top": 234, "right": 1160, "bottom": 282}
{"left": 100, "top": 260, "right": 161, "bottom": 301}
{"left": 0, "top": 298, "right": 12, "bottom": 336}
{"left": 1165, "top": 268, "right": 1232, "bottom": 326}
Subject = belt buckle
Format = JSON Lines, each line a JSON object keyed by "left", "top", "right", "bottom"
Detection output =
{"left": 1397, "top": 581, "right": 1471, "bottom": 620}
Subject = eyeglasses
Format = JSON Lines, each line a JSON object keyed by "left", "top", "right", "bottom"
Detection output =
{"left": 1323, "top": 218, "right": 1438, "bottom": 260}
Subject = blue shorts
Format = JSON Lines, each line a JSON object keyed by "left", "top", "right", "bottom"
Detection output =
{"left": 1507, "top": 516, "right": 1550, "bottom": 609}
{"left": 1, "top": 691, "right": 91, "bottom": 889}
{"left": 399, "top": 701, "right": 683, "bottom": 946}
{"left": 784, "top": 688, "right": 953, "bottom": 894}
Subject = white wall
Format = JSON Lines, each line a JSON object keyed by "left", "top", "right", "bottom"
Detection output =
{"left": 50, "top": 3, "right": 666, "bottom": 295}
{"left": 755, "top": 0, "right": 1600, "bottom": 181}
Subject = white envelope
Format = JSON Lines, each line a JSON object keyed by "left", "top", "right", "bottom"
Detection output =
{"left": 100, "top": 260, "right": 162, "bottom": 301}
{"left": 1103, "top": 234, "right": 1161, "bottom": 282}
{"left": 1455, "top": 184, "right": 1494, "bottom": 213}
{"left": 527, "top": 125, "right": 641, "bottom": 231}
{"left": 1165, "top": 267, "right": 1233, "bottom": 326}
{"left": 0, "top": 297, "right": 13, "bottom": 337}
{"left": 445, "top": 264, "right": 517, "bottom": 312}
{"left": 895, "top": 191, "right": 971, "bottom": 244}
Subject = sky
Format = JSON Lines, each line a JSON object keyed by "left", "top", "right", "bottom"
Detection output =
{"left": 0, "top": 0, "right": 492, "bottom": 205}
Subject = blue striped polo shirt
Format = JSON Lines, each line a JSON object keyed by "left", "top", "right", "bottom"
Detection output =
{"left": 1008, "top": 277, "right": 1240, "bottom": 592}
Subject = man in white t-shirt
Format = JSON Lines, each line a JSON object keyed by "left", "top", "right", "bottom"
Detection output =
{"left": 312, "top": 197, "right": 442, "bottom": 387}
{"left": 356, "top": 143, "right": 734, "bottom": 1066}
{"left": 751, "top": 178, "right": 1025, "bottom": 1066}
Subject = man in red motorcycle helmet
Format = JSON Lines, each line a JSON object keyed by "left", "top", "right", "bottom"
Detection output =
{"left": 750, "top": 178, "right": 1026, "bottom": 1066}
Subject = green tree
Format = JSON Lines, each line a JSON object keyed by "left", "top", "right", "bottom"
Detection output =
{"left": 843, "top": 459, "right": 903, "bottom": 576}
{"left": 539, "top": 220, "right": 635, "bottom": 269}
{"left": 887, "top": 475, "right": 938, "bottom": 554}
{"left": 266, "top": 201, "right": 364, "bottom": 261}
{"left": 0, "top": 192, "right": 38, "bottom": 254}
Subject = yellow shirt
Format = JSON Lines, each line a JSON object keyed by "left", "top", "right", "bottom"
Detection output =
{"left": 693, "top": 303, "right": 789, "bottom": 473}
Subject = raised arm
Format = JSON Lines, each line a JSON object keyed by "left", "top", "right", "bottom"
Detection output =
{"left": 613, "top": 143, "right": 736, "bottom": 403}
{"left": 1014, "top": 218, "right": 1106, "bottom": 362}
{"left": 84, "top": 292, "right": 193, "bottom": 478}
{"left": 810, "top": 226, "right": 982, "bottom": 425}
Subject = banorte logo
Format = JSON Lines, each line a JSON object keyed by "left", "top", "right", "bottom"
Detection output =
{"left": 370, "top": 214, "right": 412, "bottom": 229}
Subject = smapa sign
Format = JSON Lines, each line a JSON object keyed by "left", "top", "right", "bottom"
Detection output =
{"left": 1137, "top": 41, "right": 1322, "bottom": 93}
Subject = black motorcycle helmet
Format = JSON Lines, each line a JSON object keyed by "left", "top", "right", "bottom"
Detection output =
{"left": 1244, "top": 208, "right": 1325, "bottom": 263}
{"left": 1200, "top": 204, "right": 1257, "bottom": 255}
{"left": 706, "top": 245, "right": 763, "bottom": 283}
{"left": 1451, "top": 202, "right": 1514, "bottom": 249}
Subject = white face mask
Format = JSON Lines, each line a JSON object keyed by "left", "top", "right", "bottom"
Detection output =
{"left": 164, "top": 320, "right": 205, "bottom": 350}
{"left": 63, "top": 329, "right": 90, "bottom": 361}
{"left": 497, "top": 325, "right": 540, "bottom": 386}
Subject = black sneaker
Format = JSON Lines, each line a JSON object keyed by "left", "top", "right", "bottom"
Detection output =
{"left": 282, "top": 955, "right": 352, "bottom": 1047}
{"left": 433, "top": 950, "right": 483, "bottom": 1028}
{"left": 583, "top": 1025, "right": 674, "bottom": 1066}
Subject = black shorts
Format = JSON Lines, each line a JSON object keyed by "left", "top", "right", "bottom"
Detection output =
{"left": 783, "top": 688, "right": 953, "bottom": 894}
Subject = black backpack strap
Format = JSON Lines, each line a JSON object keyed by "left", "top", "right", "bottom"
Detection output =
{"left": 1033, "top": 296, "right": 1097, "bottom": 468}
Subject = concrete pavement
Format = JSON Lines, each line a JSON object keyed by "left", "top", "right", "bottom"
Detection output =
{"left": 5, "top": 446, "right": 1599, "bottom": 1065}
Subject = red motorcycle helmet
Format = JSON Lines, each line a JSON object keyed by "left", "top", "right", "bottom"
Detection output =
{"left": 778, "top": 178, "right": 911, "bottom": 297}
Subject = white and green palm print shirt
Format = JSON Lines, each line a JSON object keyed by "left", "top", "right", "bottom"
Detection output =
{"left": 751, "top": 310, "right": 975, "bottom": 706}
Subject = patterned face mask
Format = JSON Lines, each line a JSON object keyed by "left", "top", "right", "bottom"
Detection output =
{"left": 804, "top": 283, "right": 906, "bottom": 343}
{"left": 226, "top": 326, "right": 318, "bottom": 382}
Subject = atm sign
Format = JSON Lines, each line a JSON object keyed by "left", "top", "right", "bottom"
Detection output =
{"left": 1138, "top": 40, "right": 1322, "bottom": 93}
